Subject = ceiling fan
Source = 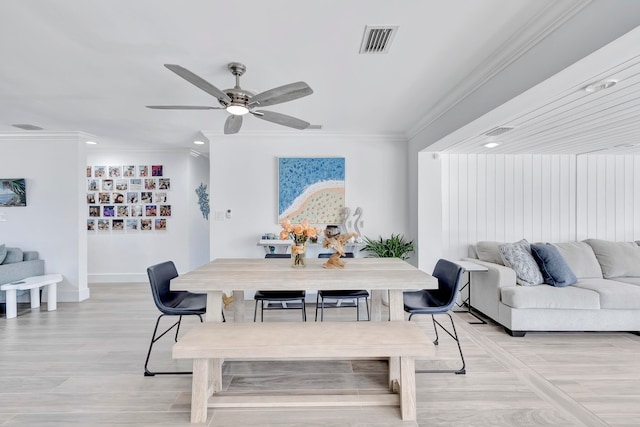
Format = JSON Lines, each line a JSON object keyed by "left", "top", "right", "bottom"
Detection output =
{"left": 147, "top": 62, "right": 313, "bottom": 134}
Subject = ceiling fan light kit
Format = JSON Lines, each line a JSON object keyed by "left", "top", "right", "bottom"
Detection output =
{"left": 147, "top": 62, "right": 313, "bottom": 134}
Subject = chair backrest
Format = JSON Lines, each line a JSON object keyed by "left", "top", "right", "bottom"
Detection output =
{"left": 147, "top": 261, "right": 180, "bottom": 312}
{"left": 265, "top": 253, "right": 291, "bottom": 258}
{"left": 431, "top": 259, "right": 465, "bottom": 310}
{"left": 318, "top": 252, "right": 355, "bottom": 258}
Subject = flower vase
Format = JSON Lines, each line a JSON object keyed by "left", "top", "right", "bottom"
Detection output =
{"left": 291, "top": 242, "right": 307, "bottom": 268}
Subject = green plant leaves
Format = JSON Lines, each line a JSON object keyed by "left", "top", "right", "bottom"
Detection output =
{"left": 361, "top": 234, "right": 414, "bottom": 260}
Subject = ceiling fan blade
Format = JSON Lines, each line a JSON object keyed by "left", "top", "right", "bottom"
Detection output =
{"left": 146, "top": 105, "right": 223, "bottom": 110}
{"left": 224, "top": 114, "right": 243, "bottom": 134}
{"left": 164, "top": 64, "right": 232, "bottom": 104}
{"left": 252, "top": 110, "right": 310, "bottom": 130}
{"left": 249, "top": 82, "right": 313, "bottom": 107}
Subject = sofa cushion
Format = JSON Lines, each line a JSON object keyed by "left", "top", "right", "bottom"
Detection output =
{"left": 3, "top": 247, "right": 23, "bottom": 264}
{"left": 574, "top": 278, "right": 640, "bottom": 309}
{"left": 501, "top": 284, "right": 600, "bottom": 309}
{"left": 476, "top": 241, "right": 504, "bottom": 265}
{"left": 0, "top": 244, "right": 6, "bottom": 264}
{"left": 553, "top": 242, "right": 603, "bottom": 279}
{"left": 613, "top": 277, "right": 640, "bottom": 286}
{"left": 531, "top": 243, "right": 577, "bottom": 287}
{"left": 583, "top": 239, "right": 640, "bottom": 278}
{"left": 499, "top": 239, "right": 544, "bottom": 286}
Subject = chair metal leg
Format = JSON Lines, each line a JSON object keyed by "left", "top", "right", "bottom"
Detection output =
{"left": 144, "top": 313, "right": 202, "bottom": 376}
{"left": 431, "top": 314, "right": 440, "bottom": 345}
{"left": 315, "top": 293, "right": 320, "bottom": 321}
{"left": 301, "top": 298, "right": 306, "bottom": 321}
{"left": 410, "top": 312, "right": 466, "bottom": 375}
{"left": 364, "top": 297, "right": 370, "bottom": 321}
{"left": 253, "top": 300, "right": 259, "bottom": 322}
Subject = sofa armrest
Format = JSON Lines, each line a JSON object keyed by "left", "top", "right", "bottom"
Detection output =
{"left": 462, "top": 258, "right": 517, "bottom": 322}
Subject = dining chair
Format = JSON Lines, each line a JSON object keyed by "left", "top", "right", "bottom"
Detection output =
{"left": 315, "top": 252, "right": 370, "bottom": 321}
{"left": 144, "top": 260, "right": 224, "bottom": 376}
{"left": 403, "top": 258, "right": 466, "bottom": 374}
{"left": 254, "top": 254, "right": 307, "bottom": 321}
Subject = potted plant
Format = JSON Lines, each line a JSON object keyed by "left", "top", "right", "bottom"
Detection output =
{"left": 360, "top": 234, "right": 415, "bottom": 260}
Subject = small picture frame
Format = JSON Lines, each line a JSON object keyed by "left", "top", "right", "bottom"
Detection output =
{"left": 94, "top": 166, "right": 106, "bottom": 178}
{"left": 158, "top": 178, "right": 170, "bottom": 190}
{"left": 123, "top": 165, "right": 136, "bottom": 177}
{"left": 155, "top": 218, "right": 167, "bottom": 230}
{"left": 141, "top": 219, "right": 152, "bottom": 231}
{"left": 109, "top": 166, "right": 122, "bottom": 178}
{"left": 152, "top": 165, "right": 163, "bottom": 176}
{"left": 145, "top": 205, "right": 157, "bottom": 216}
{"left": 138, "top": 165, "right": 148, "bottom": 177}
{"left": 160, "top": 205, "right": 171, "bottom": 217}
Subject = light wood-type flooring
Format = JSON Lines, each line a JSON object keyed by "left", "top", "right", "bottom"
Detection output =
{"left": 1, "top": 283, "right": 639, "bottom": 426}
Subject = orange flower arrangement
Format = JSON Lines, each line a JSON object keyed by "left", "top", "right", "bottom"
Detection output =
{"left": 280, "top": 220, "right": 320, "bottom": 267}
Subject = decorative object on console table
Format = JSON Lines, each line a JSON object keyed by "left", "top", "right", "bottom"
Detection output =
{"left": 279, "top": 220, "right": 320, "bottom": 268}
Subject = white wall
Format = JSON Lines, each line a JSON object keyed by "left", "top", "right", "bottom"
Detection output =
{"left": 205, "top": 133, "right": 409, "bottom": 260}
{"left": 420, "top": 153, "right": 640, "bottom": 269}
{"left": 0, "top": 133, "right": 89, "bottom": 302}
{"left": 87, "top": 149, "right": 209, "bottom": 281}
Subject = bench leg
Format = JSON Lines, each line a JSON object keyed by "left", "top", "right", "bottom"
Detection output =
{"left": 399, "top": 356, "right": 417, "bottom": 421}
{"left": 191, "top": 358, "right": 209, "bottom": 423}
{"left": 388, "top": 357, "right": 400, "bottom": 390}
{"left": 46, "top": 283, "right": 57, "bottom": 311}
{"left": 5, "top": 289, "right": 17, "bottom": 319}
{"left": 30, "top": 287, "right": 41, "bottom": 309}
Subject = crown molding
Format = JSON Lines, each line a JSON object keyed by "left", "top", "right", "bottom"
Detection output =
{"left": 406, "top": 0, "right": 591, "bottom": 139}
{"left": 200, "top": 130, "right": 407, "bottom": 144}
{"left": 0, "top": 130, "right": 97, "bottom": 142}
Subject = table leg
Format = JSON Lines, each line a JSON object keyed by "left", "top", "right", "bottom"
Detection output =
{"left": 399, "top": 356, "right": 417, "bottom": 421}
{"left": 5, "top": 288, "right": 17, "bottom": 319}
{"left": 205, "top": 291, "right": 223, "bottom": 322}
{"left": 232, "top": 290, "right": 244, "bottom": 322}
{"left": 370, "top": 289, "right": 383, "bottom": 321}
{"left": 29, "top": 288, "right": 40, "bottom": 309}
{"left": 191, "top": 358, "right": 209, "bottom": 423}
{"left": 47, "top": 283, "right": 57, "bottom": 311}
{"left": 387, "top": 289, "right": 405, "bottom": 386}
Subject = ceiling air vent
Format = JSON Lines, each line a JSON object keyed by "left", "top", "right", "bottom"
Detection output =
{"left": 12, "top": 123, "right": 43, "bottom": 130}
{"left": 484, "top": 126, "right": 514, "bottom": 137}
{"left": 359, "top": 26, "right": 398, "bottom": 54}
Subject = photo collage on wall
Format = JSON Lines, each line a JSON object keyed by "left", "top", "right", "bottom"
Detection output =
{"left": 86, "top": 164, "right": 171, "bottom": 233}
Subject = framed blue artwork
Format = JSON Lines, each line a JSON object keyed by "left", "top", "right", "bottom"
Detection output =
{"left": 278, "top": 157, "right": 345, "bottom": 224}
{"left": 0, "top": 178, "right": 26, "bottom": 207}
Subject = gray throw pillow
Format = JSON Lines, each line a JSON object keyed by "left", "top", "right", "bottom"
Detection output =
{"left": 584, "top": 239, "right": 640, "bottom": 278}
{"left": 531, "top": 243, "right": 577, "bottom": 287}
{"left": 3, "top": 247, "right": 23, "bottom": 264}
{"left": 499, "top": 239, "right": 544, "bottom": 286}
{"left": 0, "top": 244, "right": 6, "bottom": 264}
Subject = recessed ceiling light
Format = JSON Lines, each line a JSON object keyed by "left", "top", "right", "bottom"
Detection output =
{"left": 584, "top": 79, "right": 618, "bottom": 93}
{"left": 193, "top": 140, "right": 205, "bottom": 145}
{"left": 483, "top": 142, "right": 499, "bottom": 148}
{"left": 86, "top": 141, "right": 97, "bottom": 145}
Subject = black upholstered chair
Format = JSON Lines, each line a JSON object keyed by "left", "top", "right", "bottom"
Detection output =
{"left": 254, "top": 254, "right": 307, "bottom": 321}
{"left": 403, "top": 259, "right": 466, "bottom": 374}
{"left": 315, "top": 252, "right": 370, "bottom": 321}
{"left": 144, "top": 260, "right": 224, "bottom": 376}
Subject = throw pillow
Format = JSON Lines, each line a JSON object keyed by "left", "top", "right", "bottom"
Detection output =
{"left": 0, "top": 244, "right": 6, "bottom": 264}
{"left": 3, "top": 247, "right": 23, "bottom": 264}
{"left": 499, "top": 239, "right": 544, "bottom": 286}
{"left": 530, "top": 243, "right": 577, "bottom": 287}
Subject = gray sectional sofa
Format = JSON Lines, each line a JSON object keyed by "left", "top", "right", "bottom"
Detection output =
{"left": 466, "top": 239, "right": 640, "bottom": 336}
{"left": 0, "top": 245, "right": 45, "bottom": 303}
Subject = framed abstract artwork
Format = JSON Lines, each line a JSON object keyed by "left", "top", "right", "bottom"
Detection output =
{"left": 0, "top": 178, "right": 26, "bottom": 207}
{"left": 278, "top": 157, "right": 345, "bottom": 224}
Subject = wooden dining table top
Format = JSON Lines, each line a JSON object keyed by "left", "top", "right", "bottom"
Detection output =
{"left": 171, "top": 257, "right": 437, "bottom": 292}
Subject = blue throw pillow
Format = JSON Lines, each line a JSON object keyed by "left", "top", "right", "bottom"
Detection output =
{"left": 531, "top": 243, "right": 577, "bottom": 287}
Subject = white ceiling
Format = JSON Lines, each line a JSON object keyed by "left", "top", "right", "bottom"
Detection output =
{"left": 1, "top": 0, "right": 639, "bottom": 154}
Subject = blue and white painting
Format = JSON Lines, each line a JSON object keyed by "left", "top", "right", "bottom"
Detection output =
{"left": 278, "top": 157, "right": 345, "bottom": 224}
{"left": 0, "top": 179, "right": 26, "bottom": 207}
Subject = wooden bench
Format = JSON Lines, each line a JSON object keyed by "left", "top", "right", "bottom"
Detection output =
{"left": 172, "top": 321, "right": 433, "bottom": 423}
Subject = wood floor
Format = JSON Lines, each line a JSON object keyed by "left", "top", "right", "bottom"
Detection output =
{"left": 1, "top": 283, "right": 639, "bottom": 426}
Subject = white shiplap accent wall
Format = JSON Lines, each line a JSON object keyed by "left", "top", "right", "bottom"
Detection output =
{"left": 576, "top": 155, "right": 640, "bottom": 242}
{"left": 437, "top": 154, "right": 640, "bottom": 262}
{"left": 440, "top": 154, "right": 577, "bottom": 261}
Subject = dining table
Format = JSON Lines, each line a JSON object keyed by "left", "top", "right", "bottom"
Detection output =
{"left": 170, "top": 257, "right": 438, "bottom": 323}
